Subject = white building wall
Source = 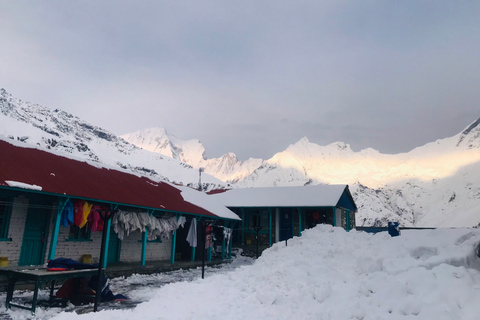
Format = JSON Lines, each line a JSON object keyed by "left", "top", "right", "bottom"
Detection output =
{"left": 119, "top": 231, "right": 172, "bottom": 262}
{"left": 0, "top": 195, "right": 29, "bottom": 266}
{"left": 54, "top": 226, "right": 105, "bottom": 264}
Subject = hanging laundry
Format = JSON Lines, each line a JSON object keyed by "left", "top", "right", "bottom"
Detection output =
{"left": 111, "top": 211, "right": 187, "bottom": 241}
{"left": 205, "top": 224, "right": 213, "bottom": 249}
{"left": 186, "top": 218, "right": 197, "bottom": 247}
{"left": 178, "top": 216, "right": 186, "bottom": 228}
{"left": 79, "top": 201, "right": 93, "bottom": 228}
{"left": 73, "top": 200, "right": 85, "bottom": 227}
{"left": 223, "top": 227, "right": 232, "bottom": 255}
{"left": 88, "top": 205, "right": 107, "bottom": 232}
{"left": 60, "top": 200, "right": 74, "bottom": 227}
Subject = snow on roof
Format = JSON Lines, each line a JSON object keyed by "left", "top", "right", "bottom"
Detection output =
{"left": 0, "top": 139, "right": 239, "bottom": 220}
{"left": 6, "top": 180, "right": 42, "bottom": 191}
{"left": 177, "top": 185, "right": 241, "bottom": 220}
{"left": 209, "top": 184, "right": 349, "bottom": 207}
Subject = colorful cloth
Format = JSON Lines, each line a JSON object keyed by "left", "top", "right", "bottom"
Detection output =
{"left": 60, "top": 200, "right": 74, "bottom": 227}
{"left": 73, "top": 200, "right": 85, "bottom": 227}
{"left": 79, "top": 201, "right": 93, "bottom": 228}
{"left": 205, "top": 224, "right": 213, "bottom": 249}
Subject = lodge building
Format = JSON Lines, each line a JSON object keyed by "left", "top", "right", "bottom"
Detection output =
{"left": 0, "top": 138, "right": 357, "bottom": 270}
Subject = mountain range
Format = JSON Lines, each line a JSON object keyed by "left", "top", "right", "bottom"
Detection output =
{"left": 2, "top": 88, "right": 479, "bottom": 227}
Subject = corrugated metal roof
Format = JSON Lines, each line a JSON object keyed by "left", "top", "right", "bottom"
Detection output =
{"left": 0, "top": 139, "right": 240, "bottom": 220}
{"left": 209, "top": 184, "right": 354, "bottom": 208}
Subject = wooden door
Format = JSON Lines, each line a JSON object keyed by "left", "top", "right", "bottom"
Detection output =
{"left": 19, "top": 206, "right": 50, "bottom": 266}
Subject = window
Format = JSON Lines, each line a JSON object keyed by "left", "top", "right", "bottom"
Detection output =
{"left": 0, "top": 198, "right": 12, "bottom": 240}
{"left": 248, "top": 210, "right": 268, "bottom": 230}
{"left": 68, "top": 225, "right": 91, "bottom": 241}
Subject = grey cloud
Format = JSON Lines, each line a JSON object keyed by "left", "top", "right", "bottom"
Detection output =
{"left": 1, "top": 1, "right": 479, "bottom": 161}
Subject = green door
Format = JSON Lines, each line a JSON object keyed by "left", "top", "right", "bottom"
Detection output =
{"left": 19, "top": 206, "right": 50, "bottom": 266}
{"left": 107, "top": 225, "right": 121, "bottom": 264}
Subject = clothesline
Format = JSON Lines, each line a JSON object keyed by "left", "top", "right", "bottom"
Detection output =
{"left": 112, "top": 211, "right": 186, "bottom": 241}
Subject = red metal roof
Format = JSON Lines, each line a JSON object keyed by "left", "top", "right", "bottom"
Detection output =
{"left": 0, "top": 140, "right": 220, "bottom": 218}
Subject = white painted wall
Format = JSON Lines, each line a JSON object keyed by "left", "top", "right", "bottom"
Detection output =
{"left": 0, "top": 195, "right": 29, "bottom": 265}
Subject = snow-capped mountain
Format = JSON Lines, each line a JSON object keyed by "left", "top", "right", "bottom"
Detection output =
{"left": 122, "top": 128, "right": 263, "bottom": 183}
{"left": 123, "top": 119, "right": 480, "bottom": 228}
{"left": 236, "top": 119, "right": 480, "bottom": 228}
{"left": 0, "top": 88, "right": 226, "bottom": 190}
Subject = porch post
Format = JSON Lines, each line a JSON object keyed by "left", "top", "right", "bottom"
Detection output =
{"left": 221, "top": 221, "right": 227, "bottom": 260}
{"left": 48, "top": 199, "right": 68, "bottom": 261}
{"left": 102, "top": 219, "right": 112, "bottom": 269}
{"left": 292, "top": 209, "right": 295, "bottom": 237}
{"left": 298, "top": 207, "right": 303, "bottom": 237}
{"left": 241, "top": 208, "right": 245, "bottom": 245}
{"left": 228, "top": 222, "right": 234, "bottom": 259}
{"left": 171, "top": 214, "right": 180, "bottom": 264}
{"left": 94, "top": 210, "right": 116, "bottom": 312}
{"left": 332, "top": 207, "right": 336, "bottom": 226}
{"left": 346, "top": 209, "right": 351, "bottom": 231}
{"left": 268, "top": 208, "right": 272, "bottom": 246}
{"left": 141, "top": 227, "right": 148, "bottom": 266}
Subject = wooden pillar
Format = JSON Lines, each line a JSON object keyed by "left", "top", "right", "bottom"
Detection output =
{"left": 221, "top": 221, "right": 227, "bottom": 260}
{"left": 268, "top": 208, "right": 272, "bottom": 246}
{"left": 141, "top": 228, "right": 148, "bottom": 266}
{"left": 240, "top": 208, "right": 245, "bottom": 245}
{"left": 48, "top": 199, "right": 68, "bottom": 261}
{"left": 297, "top": 207, "right": 303, "bottom": 237}
{"left": 170, "top": 214, "right": 180, "bottom": 264}
{"left": 228, "top": 222, "right": 234, "bottom": 259}
{"left": 102, "top": 219, "right": 112, "bottom": 269}
{"left": 346, "top": 209, "right": 351, "bottom": 231}
{"left": 332, "top": 207, "right": 336, "bottom": 227}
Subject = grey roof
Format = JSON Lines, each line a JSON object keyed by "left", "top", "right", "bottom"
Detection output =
{"left": 210, "top": 185, "right": 349, "bottom": 208}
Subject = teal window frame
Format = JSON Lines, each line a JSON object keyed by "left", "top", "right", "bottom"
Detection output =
{"left": 0, "top": 198, "right": 12, "bottom": 240}
{"left": 67, "top": 225, "right": 92, "bottom": 241}
{"left": 246, "top": 209, "right": 269, "bottom": 233}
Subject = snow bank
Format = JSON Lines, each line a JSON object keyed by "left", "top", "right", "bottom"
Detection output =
{"left": 50, "top": 226, "right": 480, "bottom": 320}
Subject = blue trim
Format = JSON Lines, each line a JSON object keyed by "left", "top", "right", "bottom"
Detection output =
{"left": 298, "top": 208, "right": 303, "bottom": 237}
{"left": 48, "top": 199, "right": 66, "bottom": 260}
{"left": 241, "top": 208, "right": 245, "bottom": 245}
{"left": 170, "top": 214, "right": 180, "bottom": 264}
{"left": 102, "top": 219, "right": 112, "bottom": 269}
{"left": 333, "top": 207, "right": 336, "bottom": 226}
{"left": 228, "top": 222, "right": 235, "bottom": 259}
{"left": 141, "top": 227, "right": 148, "bottom": 266}
{"left": 268, "top": 208, "right": 272, "bottom": 246}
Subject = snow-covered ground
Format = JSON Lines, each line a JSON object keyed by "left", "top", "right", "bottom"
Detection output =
{"left": 3, "top": 226, "right": 479, "bottom": 320}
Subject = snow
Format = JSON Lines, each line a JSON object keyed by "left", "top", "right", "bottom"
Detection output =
{"left": 8, "top": 226, "right": 477, "bottom": 320}
{"left": 5, "top": 180, "right": 42, "bottom": 191}
{"left": 210, "top": 184, "right": 348, "bottom": 208}
{"left": 177, "top": 185, "right": 241, "bottom": 220}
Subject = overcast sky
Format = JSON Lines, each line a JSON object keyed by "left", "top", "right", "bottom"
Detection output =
{"left": 1, "top": 1, "right": 479, "bottom": 160}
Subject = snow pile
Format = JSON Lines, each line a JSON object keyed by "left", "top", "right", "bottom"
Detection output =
{"left": 50, "top": 226, "right": 480, "bottom": 320}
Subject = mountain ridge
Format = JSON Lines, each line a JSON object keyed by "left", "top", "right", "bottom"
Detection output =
{"left": 2, "top": 88, "right": 479, "bottom": 227}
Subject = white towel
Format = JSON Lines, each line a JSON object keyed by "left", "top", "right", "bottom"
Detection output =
{"left": 186, "top": 218, "right": 197, "bottom": 247}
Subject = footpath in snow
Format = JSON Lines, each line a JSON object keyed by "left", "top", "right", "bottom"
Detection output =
{"left": 8, "top": 225, "right": 480, "bottom": 320}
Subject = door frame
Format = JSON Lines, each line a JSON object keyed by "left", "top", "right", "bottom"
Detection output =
{"left": 18, "top": 201, "right": 51, "bottom": 266}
